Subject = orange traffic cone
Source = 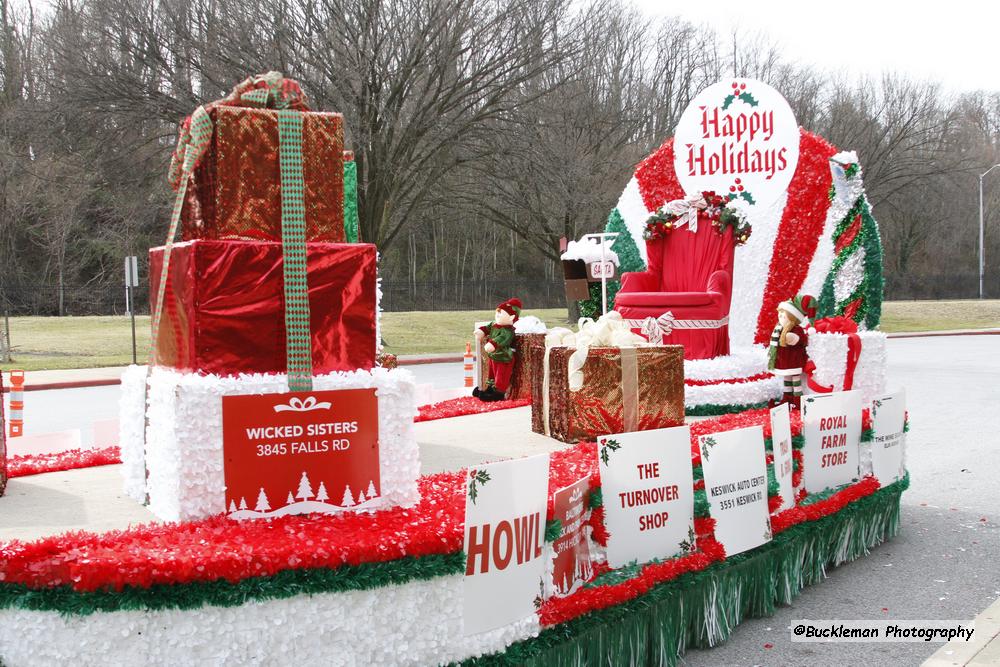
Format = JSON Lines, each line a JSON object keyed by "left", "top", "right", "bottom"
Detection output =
{"left": 464, "top": 342, "right": 475, "bottom": 388}
{"left": 8, "top": 370, "right": 24, "bottom": 437}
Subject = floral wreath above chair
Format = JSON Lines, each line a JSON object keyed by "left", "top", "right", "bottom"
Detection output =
{"left": 643, "top": 190, "right": 753, "bottom": 246}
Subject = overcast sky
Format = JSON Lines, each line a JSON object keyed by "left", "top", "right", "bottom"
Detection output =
{"left": 634, "top": 0, "right": 999, "bottom": 95}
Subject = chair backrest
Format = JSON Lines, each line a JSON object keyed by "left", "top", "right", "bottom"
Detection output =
{"left": 644, "top": 212, "right": 736, "bottom": 294}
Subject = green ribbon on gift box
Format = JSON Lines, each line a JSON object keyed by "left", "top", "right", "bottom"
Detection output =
{"left": 153, "top": 73, "right": 315, "bottom": 391}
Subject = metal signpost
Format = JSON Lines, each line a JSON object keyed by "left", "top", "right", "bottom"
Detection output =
{"left": 125, "top": 256, "right": 139, "bottom": 364}
{"left": 580, "top": 232, "right": 619, "bottom": 315}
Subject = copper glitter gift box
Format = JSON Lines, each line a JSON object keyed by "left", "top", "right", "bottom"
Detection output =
{"left": 531, "top": 343, "right": 685, "bottom": 443}
{"left": 181, "top": 106, "right": 345, "bottom": 243}
{"left": 476, "top": 332, "right": 546, "bottom": 400}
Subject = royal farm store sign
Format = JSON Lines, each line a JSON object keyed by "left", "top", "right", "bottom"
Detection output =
{"left": 673, "top": 78, "right": 800, "bottom": 209}
{"left": 222, "top": 389, "right": 380, "bottom": 519}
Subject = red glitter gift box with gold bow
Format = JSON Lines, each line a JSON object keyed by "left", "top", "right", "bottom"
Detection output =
{"left": 531, "top": 343, "right": 685, "bottom": 444}
{"left": 170, "top": 73, "right": 345, "bottom": 243}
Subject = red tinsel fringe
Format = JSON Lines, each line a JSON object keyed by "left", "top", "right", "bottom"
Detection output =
{"left": 7, "top": 447, "right": 122, "bottom": 479}
{"left": 685, "top": 372, "right": 772, "bottom": 387}
{"left": 414, "top": 396, "right": 531, "bottom": 422}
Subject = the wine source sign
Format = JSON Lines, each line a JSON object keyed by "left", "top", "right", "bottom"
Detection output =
{"left": 673, "top": 77, "right": 800, "bottom": 209}
{"left": 222, "top": 389, "right": 380, "bottom": 519}
{"left": 598, "top": 427, "right": 696, "bottom": 569}
{"left": 463, "top": 454, "right": 550, "bottom": 635}
{"left": 871, "top": 390, "right": 907, "bottom": 487}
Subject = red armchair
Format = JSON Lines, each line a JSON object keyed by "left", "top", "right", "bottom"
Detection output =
{"left": 614, "top": 213, "right": 735, "bottom": 360}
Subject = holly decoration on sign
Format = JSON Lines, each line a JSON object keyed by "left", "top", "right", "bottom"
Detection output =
{"left": 763, "top": 519, "right": 773, "bottom": 542}
{"left": 678, "top": 525, "right": 697, "bottom": 554}
{"left": 700, "top": 436, "right": 717, "bottom": 462}
{"left": 467, "top": 468, "right": 491, "bottom": 505}
{"left": 726, "top": 178, "right": 756, "bottom": 205}
{"left": 599, "top": 438, "right": 622, "bottom": 465}
{"left": 722, "top": 81, "right": 759, "bottom": 109}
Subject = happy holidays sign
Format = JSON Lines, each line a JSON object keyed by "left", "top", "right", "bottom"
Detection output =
{"left": 598, "top": 427, "right": 696, "bottom": 569}
{"left": 673, "top": 78, "right": 800, "bottom": 209}
{"left": 222, "top": 388, "right": 380, "bottom": 519}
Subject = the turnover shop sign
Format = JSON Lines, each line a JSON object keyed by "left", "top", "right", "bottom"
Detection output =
{"left": 222, "top": 389, "right": 380, "bottom": 519}
{"left": 802, "top": 390, "right": 862, "bottom": 494}
{"left": 673, "top": 78, "right": 800, "bottom": 209}
{"left": 598, "top": 427, "right": 696, "bottom": 569}
{"left": 463, "top": 454, "right": 549, "bottom": 635}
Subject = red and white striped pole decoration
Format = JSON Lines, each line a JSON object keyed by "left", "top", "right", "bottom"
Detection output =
{"left": 463, "top": 342, "right": 475, "bottom": 388}
{"left": 8, "top": 370, "right": 24, "bottom": 437}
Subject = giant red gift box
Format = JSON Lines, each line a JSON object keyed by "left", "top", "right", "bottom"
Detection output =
{"left": 181, "top": 107, "right": 345, "bottom": 243}
{"left": 149, "top": 240, "right": 376, "bottom": 376}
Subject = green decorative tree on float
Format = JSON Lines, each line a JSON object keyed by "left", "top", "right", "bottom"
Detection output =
{"left": 578, "top": 210, "right": 646, "bottom": 318}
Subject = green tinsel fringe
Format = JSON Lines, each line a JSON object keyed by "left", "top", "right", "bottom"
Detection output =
{"left": 455, "top": 474, "right": 908, "bottom": 667}
{"left": 685, "top": 402, "right": 768, "bottom": 417}
{"left": 0, "top": 552, "right": 465, "bottom": 617}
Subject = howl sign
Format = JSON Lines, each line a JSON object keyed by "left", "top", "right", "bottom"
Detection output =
{"left": 463, "top": 454, "right": 549, "bottom": 635}
{"left": 598, "top": 427, "right": 695, "bottom": 569}
{"left": 802, "top": 390, "right": 862, "bottom": 493}
{"left": 222, "top": 389, "right": 380, "bottom": 519}
{"left": 673, "top": 78, "right": 799, "bottom": 209}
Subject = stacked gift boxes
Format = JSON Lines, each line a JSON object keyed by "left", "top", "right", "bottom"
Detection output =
{"left": 531, "top": 341, "right": 685, "bottom": 443}
{"left": 120, "top": 73, "right": 419, "bottom": 522}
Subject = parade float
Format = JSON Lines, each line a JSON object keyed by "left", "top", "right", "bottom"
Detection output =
{"left": 0, "top": 76, "right": 908, "bottom": 667}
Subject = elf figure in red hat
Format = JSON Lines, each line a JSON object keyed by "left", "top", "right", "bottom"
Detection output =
{"left": 473, "top": 298, "right": 522, "bottom": 402}
{"left": 768, "top": 294, "right": 816, "bottom": 409}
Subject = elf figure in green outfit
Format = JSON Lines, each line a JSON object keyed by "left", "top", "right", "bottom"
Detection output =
{"left": 473, "top": 298, "right": 522, "bottom": 402}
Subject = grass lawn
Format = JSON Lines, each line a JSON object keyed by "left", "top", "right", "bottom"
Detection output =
{"left": 1, "top": 300, "right": 998, "bottom": 371}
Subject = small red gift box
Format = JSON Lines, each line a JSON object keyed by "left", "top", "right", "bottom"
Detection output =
{"left": 149, "top": 240, "right": 377, "bottom": 376}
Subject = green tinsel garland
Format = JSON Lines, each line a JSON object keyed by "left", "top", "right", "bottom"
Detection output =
{"left": 685, "top": 402, "right": 769, "bottom": 417}
{"left": 0, "top": 552, "right": 465, "bottom": 617}
{"left": 454, "top": 474, "right": 908, "bottom": 667}
{"left": 817, "top": 196, "right": 883, "bottom": 329}
{"left": 343, "top": 160, "right": 360, "bottom": 243}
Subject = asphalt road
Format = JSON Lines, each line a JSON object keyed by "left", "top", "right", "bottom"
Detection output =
{"left": 6, "top": 337, "right": 999, "bottom": 666}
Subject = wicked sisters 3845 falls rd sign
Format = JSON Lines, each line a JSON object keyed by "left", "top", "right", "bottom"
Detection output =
{"left": 222, "top": 389, "right": 380, "bottom": 519}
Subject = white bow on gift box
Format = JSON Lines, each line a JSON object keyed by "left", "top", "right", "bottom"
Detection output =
{"left": 544, "top": 311, "right": 648, "bottom": 391}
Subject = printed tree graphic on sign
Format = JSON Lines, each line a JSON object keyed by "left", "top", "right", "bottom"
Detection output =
{"left": 296, "top": 472, "right": 315, "bottom": 501}
{"left": 228, "top": 500, "right": 237, "bottom": 513}
{"left": 286, "top": 491, "right": 295, "bottom": 505}
{"left": 366, "top": 480, "right": 378, "bottom": 499}
{"left": 316, "top": 482, "right": 330, "bottom": 503}
{"left": 254, "top": 488, "right": 271, "bottom": 512}
{"left": 238, "top": 497, "right": 248, "bottom": 511}
{"left": 341, "top": 485, "right": 356, "bottom": 507}
{"left": 357, "top": 490, "right": 366, "bottom": 503}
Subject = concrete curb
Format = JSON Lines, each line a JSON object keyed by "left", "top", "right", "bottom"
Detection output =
{"left": 3, "top": 329, "right": 997, "bottom": 392}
